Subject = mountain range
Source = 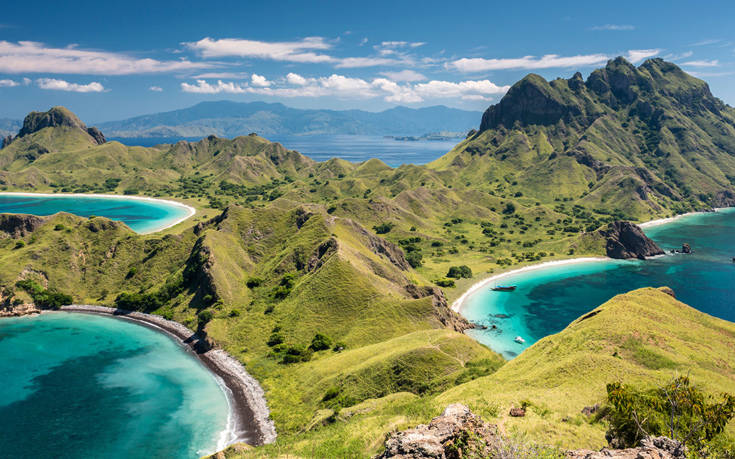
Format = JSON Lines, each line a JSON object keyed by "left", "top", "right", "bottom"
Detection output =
{"left": 1, "top": 57, "right": 735, "bottom": 456}
{"left": 94, "top": 101, "right": 481, "bottom": 138}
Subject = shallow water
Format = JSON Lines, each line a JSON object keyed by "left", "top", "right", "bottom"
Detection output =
{"left": 0, "top": 194, "right": 191, "bottom": 233}
{"left": 462, "top": 209, "right": 735, "bottom": 359}
{"left": 0, "top": 313, "right": 230, "bottom": 458}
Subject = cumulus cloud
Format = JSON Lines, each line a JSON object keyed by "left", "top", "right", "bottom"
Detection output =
{"left": 0, "top": 41, "right": 211, "bottom": 75}
{"left": 149, "top": 86, "right": 163, "bottom": 92}
{"left": 590, "top": 24, "right": 635, "bottom": 31}
{"left": 680, "top": 59, "right": 719, "bottom": 67}
{"left": 181, "top": 73, "right": 508, "bottom": 103}
{"left": 379, "top": 70, "right": 426, "bottom": 82}
{"left": 250, "top": 73, "right": 271, "bottom": 87}
{"left": 180, "top": 79, "right": 247, "bottom": 94}
{"left": 36, "top": 78, "right": 105, "bottom": 92}
{"left": 185, "top": 37, "right": 333, "bottom": 63}
{"left": 0, "top": 78, "right": 19, "bottom": 87}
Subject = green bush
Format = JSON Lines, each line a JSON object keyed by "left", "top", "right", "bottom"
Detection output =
{"left": 435, "top": 278, "right": 456, "bottom": 288}
{"left": 246, "top": 277, "right": 263, "bottom": 288}
{"left": 604, "top": 376, "right": 735, "bottom": 451}
{"left": 309, "top": 333, "right": 333, "bottom": 351}
{"left": 281, "top": 346, "right": 312, "bottom": 364}
{"left": 406, "top": 251, "right": 423, "bottom": 268}
{"left": 332, "top": 341, "right": 347, "bottom": 352}
{"left": 197, "top": 309, "right": 214, "bottom": 326}
{"left": 15, "top": 279, "right": 73, "bottom": 310}
{"left": 267, "top": 333, "right": 284, "bottom": 347}
{"left": 373, "top": 222, "right": 394, "bottom": 234}
{"left": 447, "top": 265, "right": 472, "bottom": 279}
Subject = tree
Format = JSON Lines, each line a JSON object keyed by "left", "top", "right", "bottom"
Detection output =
{"left": 447, "top": 265, "right": 473, "bottom": 279}
{"left": 309, "top": 333, "right": 333, "bottom": 351}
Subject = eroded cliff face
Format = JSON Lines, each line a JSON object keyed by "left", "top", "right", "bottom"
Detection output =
{"left": 0, "top": 214, "right": 47, "bottom": 238}
{"left": 600, "top": 221, "right": 664, "bottom": 260}
{"left": 10, "top": 106, "right": 106, "bottom": 146}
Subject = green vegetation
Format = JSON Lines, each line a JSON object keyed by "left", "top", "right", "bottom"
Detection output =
{"left": 15, "top": 279, "right": 72, "bottom": 309}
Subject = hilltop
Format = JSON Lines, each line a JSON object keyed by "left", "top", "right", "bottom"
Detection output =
{"left": 96, "top": 101, "right": 481, "bottom": 138}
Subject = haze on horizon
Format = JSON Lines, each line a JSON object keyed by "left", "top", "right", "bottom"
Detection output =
{"left": 0, "top": 0, "right": 733, "bottom": 122}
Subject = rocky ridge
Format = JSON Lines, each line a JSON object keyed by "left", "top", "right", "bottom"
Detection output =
{"left": 599, "top": 221, "right": 664, "bottom": 259}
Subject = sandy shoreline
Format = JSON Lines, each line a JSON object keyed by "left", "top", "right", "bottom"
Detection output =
{"left": 450, "top": 257, "right": 608, "bottom": 313}
{"left": 0, "top": 192, "right": 196, "bottom": 234}
{"left": 452, "top": 207, "right": 728, "bottom": 315}
{"left": 59, "top": 305, "right": 276, "bottom": 449}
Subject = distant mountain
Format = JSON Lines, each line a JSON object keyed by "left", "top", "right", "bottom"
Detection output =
{"left": 97, "top": 101, "right": 481, "bottom": 138}
{"left": 0, "top": 118, "right": 20, "bottom": 137}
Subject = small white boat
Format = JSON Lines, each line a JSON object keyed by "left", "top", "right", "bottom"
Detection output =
{"left": 514, "top": 336, "right": 525, "bottom": 344}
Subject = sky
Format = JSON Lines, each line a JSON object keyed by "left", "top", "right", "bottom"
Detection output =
{"left": 0, "top": 0, "right": 734, "bottom": 123}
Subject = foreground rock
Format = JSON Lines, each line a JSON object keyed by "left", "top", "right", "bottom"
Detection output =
{"left": 377, "top": 404, "right": 686, "bottom": 459}
{"left": 600, "top": 221, "right": 664, "bottom": 260}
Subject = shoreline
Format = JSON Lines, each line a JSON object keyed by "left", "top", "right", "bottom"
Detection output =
{"left": 0, "top": 191, "right": 197, "bottom": 234}
{"left": 450, "top": 257, "right": 608, "bottom": 314}
{"left": 58, "top": 305, "right": 276, "bottom": 449}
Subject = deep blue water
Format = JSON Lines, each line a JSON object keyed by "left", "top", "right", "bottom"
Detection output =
{"left": 0, "top": 313, "right": 230, "bottom": 458}
{"left": 111, "top": 134, "right": 459, "bottom": 167}
{"left": 462, "top": 209, "right": 735, "bottom": 359}
{"left": 0, "top": 194, "right": 191, "bottom": 234}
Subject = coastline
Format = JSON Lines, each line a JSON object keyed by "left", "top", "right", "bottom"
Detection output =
{"left": 58, "top": 305, "right": 276, "bottom": 449}
{"left": 450, "top": 257, "right": 608, "bottom": 314}
{"left": 452, "top": 207, "right": 728, "bottom": 315}
{"left": 0, "top": 191, "right": 196, "bottom": 234}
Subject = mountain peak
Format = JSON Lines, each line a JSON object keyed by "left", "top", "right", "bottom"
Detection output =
{"left": 15, "top": 106, "right": 106, "bottom": 145}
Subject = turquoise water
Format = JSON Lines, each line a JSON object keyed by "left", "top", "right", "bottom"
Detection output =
{"left": 0, "top": 313, "right": 230, "bottom": 458}
{"left": 0, "top": 194, "right": 191, "bottom": 233}
{"left": 463, "top": 209, "right": 735, "bottom": 359}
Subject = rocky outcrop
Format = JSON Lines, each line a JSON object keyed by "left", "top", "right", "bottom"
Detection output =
{"left": 567, "top": 436, "right": 686, "bottom": 459}
{"left": 599, "top": 221, "right": 664, "bottom": 260}
{"left": 17, "top": 106, "right": 106, "bottom": 145}
{"left": 1, "top": 135, "right": 12, "bottom": 148}
{"left": 405, "top": 285, "right": 472, "bottom": 333}
{"left": 0, "top": 214, "right": 46, "bottom": 238}
{"left": 375, "top": 404, "right": 500, "bottom": 459}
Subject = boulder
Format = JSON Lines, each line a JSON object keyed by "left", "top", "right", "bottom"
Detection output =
{"left": 599, "top": 221, "right": 664, "bottom": 260}
{"left": 681, "top": 243, "right": 691, "bottom": 254}
{"left": 567, "top": 436, "right": 686, "bottom": 459}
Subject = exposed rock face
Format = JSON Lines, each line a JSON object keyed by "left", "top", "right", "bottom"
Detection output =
{"left": 375, "top": 404, "right": 500, "bottom": 459}
{"left": 1, "top": 135, "right": 12, "bottom": 148}
{"left": 405, "top": 285, "right": 472, "bottom": 333}
{"left": 17, "top": 106, "right": 106, "bottom": 145}
{"left": 0, "top": 214, "right": 46, "bottom": 238}
{"left": 599, "top": 221, "right": 664, "bottom": 260}
{"left": 567, "top": 436, "right": 686, "bottom": 459}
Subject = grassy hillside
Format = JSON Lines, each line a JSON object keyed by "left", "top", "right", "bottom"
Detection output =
{"left": 216, "top": 288, "right": 735, "bottom": 457}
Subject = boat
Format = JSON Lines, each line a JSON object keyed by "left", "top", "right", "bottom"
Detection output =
{"left": 514, "top": 336, "right": 525, "bottom": 344}
{"left": 491, "top": 285, "right": 517, "bottom": 292}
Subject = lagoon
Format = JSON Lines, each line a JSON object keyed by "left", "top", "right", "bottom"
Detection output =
{"left": 0, "top": 312, "right": 230, "bottom": 458}
{"left": 0, "top": 193, "right": 194, "bottom": 234}
{"left": 460, "top": 209, "right": 735, "bottom": 359}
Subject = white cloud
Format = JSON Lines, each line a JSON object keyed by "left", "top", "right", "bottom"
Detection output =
{"left": 36, "top": 78, "right": 105, "bottom": 92}
{"left": 680, "top": 59, "right": 719, "bottom": 67}
{"left": 590, "top": 24, "right": 635, "bottom": 31}
{"left": 625, "top": 49, "right": 661, "bottom": 63}
{"left": 379, "top": 41, "right": 426, "bottom": 48}
{"left": 251, "top": 73, "right": 271, "bottom": 87}
{"left": 22, "top": 77, "right": 31, "bottom": 85}
{"left": 379, "top": 70, "right": 426, "bottom": 82}
{"left": 181, "top": 73, "right": 509, "bottom": 104}
{"left": 0, "top": 41, "right": 211, "bottom": 75}
{"left": 691, "top": 39, "right": 722, "bottom": 47}
{"left": 286, "top": 72, "right": 308, "bottom": 85}
{"left": 180, "top": 79, "right": 247, "bottom": 94}
{"left": 185, "top": 36, "right": 333, "bottom": 63}
{"left": 335, "top": 57, "right": 399, "bottom": 68}
{"left": 149, "top": 86, "right": 163, "bottom": 92}
{"left": 448, "top": 53, "right": 610, "bottom": 72}
{"left": 191, "top": 72, "right": 249, "bottom": 79}
{"left": 0, "top": 79, "right": 19, "bottom": 87}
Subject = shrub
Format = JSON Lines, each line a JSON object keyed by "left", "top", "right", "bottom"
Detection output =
{"left": 53, "top": 224, "right": 67, "bottom": 231}
{"left": 14, "top": 240, "right": 25, "bottom": 249}
{"left": 15, "top": 279, "right": 72, "bottom": 310}
{"left": 604, "top": 376, "right": 735, "bottom": 451}
{"left": 373, "top": 222, "right": 394, "bottom": 234}
{"left": 309, "top": 333, "right": 333, "bottom": 351}
{"left": 197, "top": 309, "right": 214, "bottom": 326}
{"left": 246, "top": 277, "right": 263, "bottom": 288}
{"left": 126, "top": 267, "right": 138, "bottom": 279}
{"left": 435, "top": 278, "right": 456, "bottom": 288}
{"left": 322, "top": 386, "right": 340, "bottom": 401}
{"left": 281, "top": 346, "right": 312, "bottom": 364}
{"left": 406, "top": 251, "right": 423, "bottom": 268}
{"left": 502, "top": 203, "right": 516, "bottom": 214}
{"left": 447, "top": 265, "right": 473, "bottom": 279}
{"left": 332, "top": 341, "right": 347, "bottom": 352}
{"left": 267, "top": 333, "right": 284, "bottom": 347}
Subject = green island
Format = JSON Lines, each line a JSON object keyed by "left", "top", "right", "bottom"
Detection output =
{"left": 2, "top": 57, "right": 735, "bottom": 457}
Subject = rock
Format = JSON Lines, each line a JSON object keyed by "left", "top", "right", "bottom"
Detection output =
{"left": 375, "top": 404, "right": 500, "bottom": 458}
{"left": 599, "top": 221, "right": 664, "bottom": 260}
{"left": 509, "top": 407, "right": 526, "bottom": 417}
{"left": 581, "top": 404, "right": 600, "bottom": 416}
{"left": 17, "top": 106, "right": 106, "bottom": 145}
{"left": 0, "top": 214, "right": 46, "bottom": 238}
{"left": 1, "top": 135, "right": 12, "bottom": 148}
{"left": 405, "top": 284, "right": 472, "bottom": 333}
{"left": 681, "top": 243, "right": 691, "bottom": 254}
{"left": 658, "top": 287, "right": 676, "bottom": 298}
{"left": 567, "top": 436, "right": 686, "bottom": 459}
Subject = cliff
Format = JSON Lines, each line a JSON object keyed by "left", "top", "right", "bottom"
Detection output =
{"left": 599, "top": 221, "right": 664, "bottom": 259}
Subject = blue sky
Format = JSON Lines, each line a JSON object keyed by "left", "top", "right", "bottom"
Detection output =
{"left": 0, "top": 0, "right": 734, "bottom": 122}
